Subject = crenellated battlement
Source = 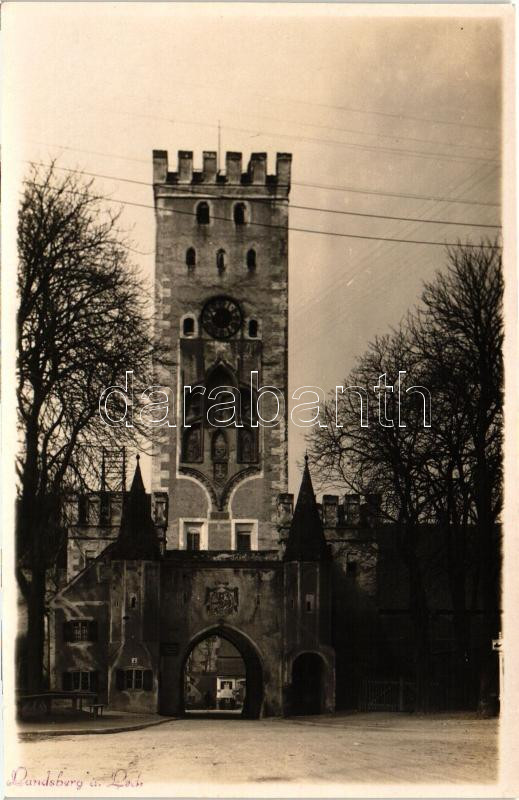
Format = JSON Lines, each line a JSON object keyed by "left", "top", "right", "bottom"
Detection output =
{"left": 277, "top": 491, "right": 382, "bottom": 532}
{"left": 153, "top": 149, "right": 292, "bottom": 189}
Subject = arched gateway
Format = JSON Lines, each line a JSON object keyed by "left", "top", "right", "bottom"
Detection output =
{"left": 50, "top": 456, "right": 336, "bottom": 719}
{"left": 179, "top": 626, "right": 264, "bottom": 719}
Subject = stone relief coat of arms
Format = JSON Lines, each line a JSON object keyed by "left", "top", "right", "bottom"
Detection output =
{"left": 205, "top": 583, "right": 239, "bottom": 616}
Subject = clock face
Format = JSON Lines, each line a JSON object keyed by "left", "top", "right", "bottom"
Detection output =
{"left": 201, "top": 296, "right": 243, "bottom": 340}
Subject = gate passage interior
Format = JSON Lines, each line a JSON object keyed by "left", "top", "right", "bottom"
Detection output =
{"left": 180, "top": 627, "right": 264, "bottom": 719}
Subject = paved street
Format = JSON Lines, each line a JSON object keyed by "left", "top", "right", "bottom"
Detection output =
{"left": 7, "top": 713, "right": 498, "bottom": 795}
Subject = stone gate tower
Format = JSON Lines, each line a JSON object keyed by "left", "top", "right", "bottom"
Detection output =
{"left": 152, "top": 150, "right": 292, "bottom": 551}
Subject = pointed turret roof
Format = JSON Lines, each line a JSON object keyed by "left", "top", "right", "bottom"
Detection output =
{"left": 109, "top": 456, "right": 161, "bottom": 560}
{"left": 283, "top": 456, "right": 329, "bottom": 561}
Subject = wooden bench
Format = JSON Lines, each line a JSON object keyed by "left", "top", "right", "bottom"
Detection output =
{"left": 17, "top": 692, "right": 98, "bottom": 717}
{"left": 87, "top": 703, "right": 105, "bottom": 719}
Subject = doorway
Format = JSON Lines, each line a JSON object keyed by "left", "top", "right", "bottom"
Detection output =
{"left": 291, "top": 652, "right": 324, "bottom": 715}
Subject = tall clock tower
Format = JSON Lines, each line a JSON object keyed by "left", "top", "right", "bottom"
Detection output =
{"left": 152, "top": 149, "right": 291, "bottom": 551}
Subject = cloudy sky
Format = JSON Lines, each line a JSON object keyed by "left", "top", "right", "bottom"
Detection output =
{"left": 4, "top": 3, "right": 505, "bottom": 493}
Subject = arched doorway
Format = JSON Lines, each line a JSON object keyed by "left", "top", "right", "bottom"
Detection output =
{"left": 180, "top": 626, "right": 264, "bottom": 719}
{"left": 291, "top": 652, "right": 324, "bottom": 715}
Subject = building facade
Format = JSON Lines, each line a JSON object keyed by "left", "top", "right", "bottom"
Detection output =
{"left": 44, "top": 150, "right": 495, "bottom": 718}
{"left": 48, "top": 150, "right": 336, "bottom": 719}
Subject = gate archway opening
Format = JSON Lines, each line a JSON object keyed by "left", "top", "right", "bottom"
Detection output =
{"left": 180, "top": 627, "right": 264, "bottom": 719}
{"left": 291, "top": 652, "right": 325, "bottom": 715}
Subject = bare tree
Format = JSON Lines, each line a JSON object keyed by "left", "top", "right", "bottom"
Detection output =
{"left": 307, "top": 240, "right": 503, "bottom": 712}
{"left": 16, "top": 163, "right": 168, "bottom": 691}
{"left": 308, "top": 326, "right": 436, "bottom": 710}
{"left": 413, "top": 240, "right": 503, "bottom": 711}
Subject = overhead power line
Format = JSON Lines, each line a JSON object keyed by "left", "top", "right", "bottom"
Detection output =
{"left": 108, "top": 107, "right": 497, "bottom": 155}
{"left": 173, "top": 120, "right": 499, "bottom": 166}
{"left": 289, "top": 164, "right": 498, "bottom": 345}
{"left": 295, "top": 178, "right": 501, "bottom": 208}
{"left": 27, "top": 173, "right": 502, "bottom": 251}
{"left": 28, "top": 163, "right": 501, "bottom": 230}
{"left": 104, "top": 108, "right": 499, "bottom": 160}
{"left": 146, "top": 76, "right": 499, "bottom": 134}
{"left": 23, "top": 140, "right": 501, "bottom": 209}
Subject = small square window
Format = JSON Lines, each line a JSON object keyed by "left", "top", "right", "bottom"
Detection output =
{"left": 235, "top": 523, "right": 254, "bottom": 552}
{"left": 347, "top": 560, "right": 358, "bottom": 577}
{"left": 237, "top": 533, "right": 251, "bottom": 552}
{"left": 187, "top": 531, "right": 200, "bottom": 551}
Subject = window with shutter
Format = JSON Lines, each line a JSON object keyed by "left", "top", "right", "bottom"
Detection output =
{"left": 63, "top": 672, "right": 72, "bottom": 690}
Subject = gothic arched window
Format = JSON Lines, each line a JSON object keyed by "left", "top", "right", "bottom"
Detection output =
{"left": 182, "top": 425, "right": 202, "bottom": 463}
{"left": 186, "top": 247, "right": 196, "bottom": 269}
{"left": 246, "top": 249, "right": 256, "bottom": 271}
{"left": 237, "top": 388, "right": 257, "bottom": 463}
{"left": 234, "top": 203, "right": 247, "bottom": 225}
{"left": 196, "top": 202, "right": 210, "bottom": 225}
{"left": 238, "top": 428, "right": 257, "bottom": 463}
{"left": 205, "top": 364, "right": 237, "bottom": 427}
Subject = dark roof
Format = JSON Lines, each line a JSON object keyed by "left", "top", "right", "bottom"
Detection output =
{"left": 283, "top": 457, "right": 329, "bottom": 562}
{"left": 109, "top": 457, "right": 161, "bottom": 561}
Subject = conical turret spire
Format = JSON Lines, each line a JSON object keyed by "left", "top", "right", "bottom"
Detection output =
{"left": 283, "top": 456, "right": 329, "bottom": 561}
{"left": 110, "top": 456, "right": 160, "bottom": 560}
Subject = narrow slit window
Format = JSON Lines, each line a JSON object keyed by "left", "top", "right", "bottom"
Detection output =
{"left": 248, "top": 319, "right": 258, "bottom": 338}
{"left": 246, "top": 249, "right": 256, "bottom": 271}
{"left": 216, "top": 249, "right": 226, "bottom": 273}
{"left": 186, "top": 248, "right": 196, "bottom": 268}
{"left": 234, "top": 203, "right": 247, "bottom": 225}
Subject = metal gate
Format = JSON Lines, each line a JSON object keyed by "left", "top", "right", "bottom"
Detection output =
{"left": 358, "top": 678, "right": 415, "bottom": 711}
